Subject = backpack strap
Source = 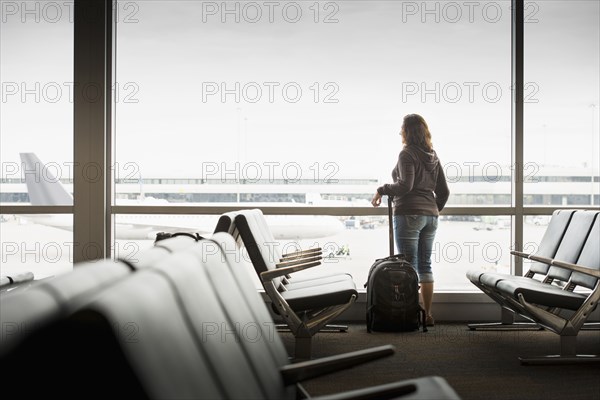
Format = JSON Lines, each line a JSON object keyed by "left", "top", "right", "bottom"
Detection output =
{"left": 172, "top": 232, "right": 203, "bottom": 241}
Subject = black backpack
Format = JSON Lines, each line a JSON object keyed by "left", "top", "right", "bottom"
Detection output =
{"left": 365, "top": 196, "right": 427, "bottom": 333}
{"left": 365, "top": 254, "right": 427, "bottom": 332}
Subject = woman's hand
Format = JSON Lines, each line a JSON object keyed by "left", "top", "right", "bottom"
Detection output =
{"left": 371, "top": 192, "right": 382, "bottom": 207}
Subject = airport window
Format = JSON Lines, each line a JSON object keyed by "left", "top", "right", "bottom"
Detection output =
{"left": 1, "top": 214, "right": 73, "bottom": 279}
{"left": 113, "top": 0, "right": 511, "bottom": 208}
{"left": 2, "top": 2, "right": 598, "bottom": 294}
{"left": 524, "top": 0, "right": 600, "bottom": 207}
{"left": 0, "top": 2, "right": 74, "bottom": 205}
{"left": 0, "top": 2, "right": 74, "bottom": 276}
{"left": 112, "top": 0, "right": 513, "bottom": 291}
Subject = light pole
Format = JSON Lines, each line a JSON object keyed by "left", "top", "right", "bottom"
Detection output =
{"left": 542, "top": 123, "right": 547, "bottom": 167}
{"left": 244, "top": 116, "right": 248, "bottom": 166}
{"left": 236, "top": 107, "right": 242, "bottom": 202}
{"left": 236, "top": 107, "right": 242, "bottom": 167}
{"left": 591, "top": 104, "right": 596, "bottom": 205}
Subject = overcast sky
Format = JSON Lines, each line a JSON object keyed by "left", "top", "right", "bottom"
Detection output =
{"left": 1, "top": 1, "right": 598, "bottom": 183}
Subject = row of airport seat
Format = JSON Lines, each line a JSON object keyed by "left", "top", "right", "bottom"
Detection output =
{"left": 0, "top": 230, "right": 461, "bottom": 399}
{"left": 467, "top": 209, "right": 600, "bottom": 364}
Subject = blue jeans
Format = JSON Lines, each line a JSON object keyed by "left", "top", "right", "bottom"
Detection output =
{"left": 393, "top": 215, "right": 438, "bottom": 283}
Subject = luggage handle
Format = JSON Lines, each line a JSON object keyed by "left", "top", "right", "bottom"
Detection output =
{"left": 386, "top": 197, "right": 407, "bottom": 260}
{"left": 388, "top": 196, "right": 394, "bottom": 257}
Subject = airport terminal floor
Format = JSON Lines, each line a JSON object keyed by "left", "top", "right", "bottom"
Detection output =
{"left": 278, "top": 323, "right": 600, "bottom": 400}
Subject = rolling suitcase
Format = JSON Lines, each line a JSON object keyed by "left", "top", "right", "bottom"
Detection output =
{"left": 365, "top": 196, "right": 427, "bottom": 332}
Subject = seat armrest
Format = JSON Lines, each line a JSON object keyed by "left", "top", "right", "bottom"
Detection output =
{"left": 282, "top": 248, "right": 322, "bottom": 259}
{"left": 312, "top": 377, "right": 462, "bottom": 400}
{"left": 550, "top": 259, "right": 600, "bottom": 278}
{"left": 276, "top": 255, "right": 322, "bottom": 268}
{"left": 280, "top": 345, "right": 395, "bottom": 385}
{"left": 511, "top": 250, "right": 532, "bottom": 259}
{"left": 279, "top": 252, "right": 323, "bottom": 264}
{"left": 261, "top": 261, "right": 322, "bottom": 281}
{"left": 527, "top": 254, "right": 554, "bottom": 265}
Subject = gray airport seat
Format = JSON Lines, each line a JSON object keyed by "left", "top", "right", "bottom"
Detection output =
{"left": 0, "top": 259, "right": 138, "bottom": 397}
{"left": 1, "top": 258, "right": 226, "bottom": 398}
{"left": 216, "top": 210, "right": 358, "bottom": 359}
{"left": 496, "top": 215, "right": 600, "bottom": 364}
{"left": 148, "top": 235, "right": 462, "bottom": 399}
{"left": 179, "top": 234, "right": 381, "bottom": 376}
{"left": 150, "top": 246, "right": 295, "bottom": 399}
{"left": 467, "top": 210, "right": 599, "bottom": 364}
{"left": 0, "top": 259, "right": 132, "bottom": 357}
{"left": 0, "top": 233, "right": 461, "bottom": 399}
{"left": 467, "top": 210, "right": 575, "bottom": 289}
{"left": 0, "top": 287, "right": 60, "bottom": 358}
{"left": 128, "top": 235, "right": 199, "bottom": 269}
{"left": 127, "top": 245, "right": 171, "bottom": 269}
{"left": 216, "top": 209, "right": 356, "bottom": 334}
{"left": 215, "top": 210, "right": 353, "bottom": 288}
{"left": 208, "top": 232, "right": 299, "bottom": 365}
{"left": 0, "top": 271, "right": 35, "bottom": 291}
{"left": 198, "top": 232, "right": 404, "bottom": 371}
{"left": 66, "top": 269, "right": 225, "bottom": 398}
{"left": 466, "top": 210, "right": 592, "bottom": 330}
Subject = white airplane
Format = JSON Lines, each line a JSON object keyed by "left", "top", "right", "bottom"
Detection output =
{"left": 17, "top": 153, "right": 345, "bottom": 240}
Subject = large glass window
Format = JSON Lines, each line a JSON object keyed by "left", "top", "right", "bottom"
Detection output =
{"left": 524, "top": 1, "right": 600, "bottom": 206}
{"left": 1, "top": 1, "right": 597, "bottom": 298}
{"left": 1, "top": 1, "right": 74, "bottom": 277}
{"left": 1, "top": 1, "right": 74, "bottom": 204}
{"left": 1, "top": 214, "right": 73, "bottom": 279}
{"left": 114, "top": 0, "right": 511, "bottom": 208}
{"left": 113, "top": 1, "right": 513, "bottom": 290}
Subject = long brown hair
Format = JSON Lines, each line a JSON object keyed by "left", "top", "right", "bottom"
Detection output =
{"left": 401, "top": 114, "right": 433, "bottom": 151}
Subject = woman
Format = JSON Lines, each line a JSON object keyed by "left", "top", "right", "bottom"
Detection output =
{"left": 371, "top": 114, "right": 449, "bottom": 326}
